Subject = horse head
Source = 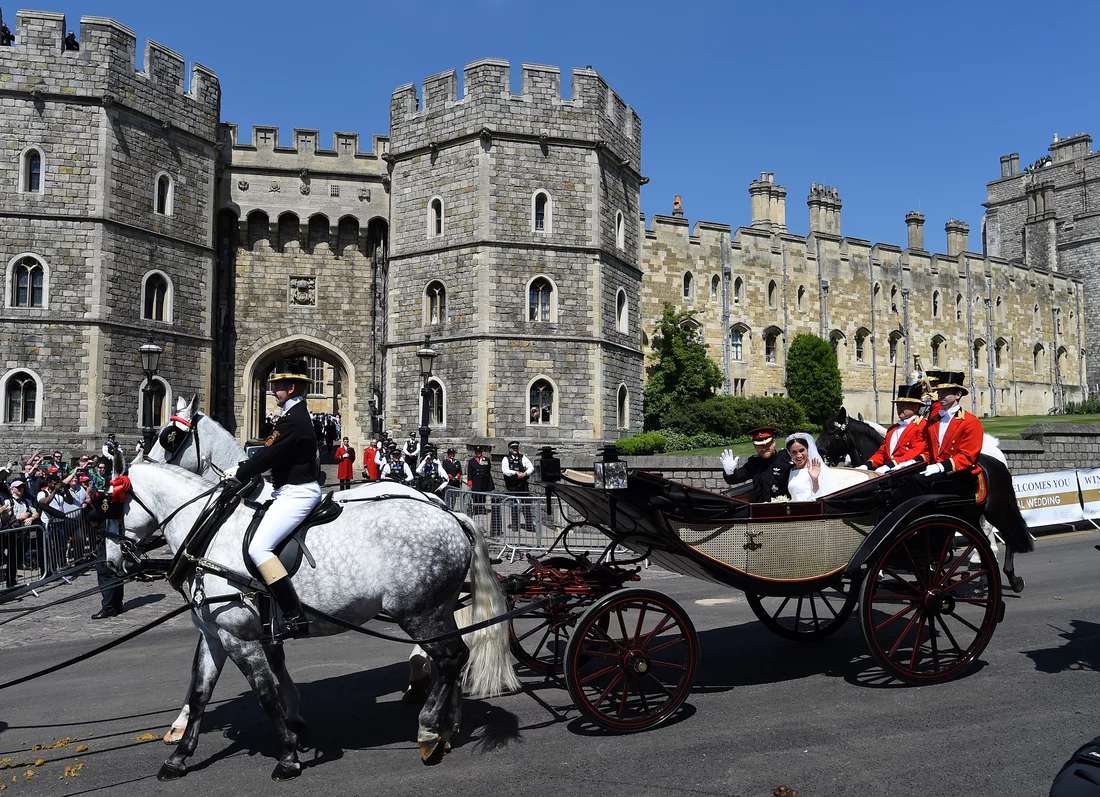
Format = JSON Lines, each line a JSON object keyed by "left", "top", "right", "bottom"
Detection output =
{"left": 816, "top": 407, "right": 852, "bottom": 466}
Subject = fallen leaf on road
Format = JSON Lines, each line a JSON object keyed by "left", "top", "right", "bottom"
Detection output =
{"left": 63, "top": 762, "right": 85, "bottom": 778}
{"left": 0, "top": 758, "right": 12, "bottom": 770}
{"left": 33, "top": 758, "right": 45, "bottom": 767}
{"left": 74, "top": 744, "right": 88, "bottom": 753}
{"left": 134, "top": 733, "right": 159, "bottom": 742}
{"left": 23, "top": 768, "right": 36, "bottom": 780}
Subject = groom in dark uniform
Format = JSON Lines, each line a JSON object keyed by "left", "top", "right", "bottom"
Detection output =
{"left": 719, "top": 426, "right": 792, "bottom": 502}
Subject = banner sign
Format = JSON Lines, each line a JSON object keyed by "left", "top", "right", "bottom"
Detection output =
{"left": 1012, "top": 470, "right": 1086, "bottom": 528}
{"left": 1078, "top": 468, "right": 1100, "bottom": 521}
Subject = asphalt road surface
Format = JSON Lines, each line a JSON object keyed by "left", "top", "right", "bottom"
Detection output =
{"left": 3, "top": 531, "right": 1100, "bottom": 796}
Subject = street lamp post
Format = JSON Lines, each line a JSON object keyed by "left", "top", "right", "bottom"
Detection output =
{"left": 416, "top": 335, "right": 437, "bottom": 461}
{"left": 139, "top": 343, "right": 163, "bottom": 449}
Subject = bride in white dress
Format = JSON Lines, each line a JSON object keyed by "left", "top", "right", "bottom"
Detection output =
{"left": 785, "top": 432, "right": 844, "bottom": 501}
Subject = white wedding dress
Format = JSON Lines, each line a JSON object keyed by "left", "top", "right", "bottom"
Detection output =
{"left": 786, "top": 433, "right": 843, "bottom": 501}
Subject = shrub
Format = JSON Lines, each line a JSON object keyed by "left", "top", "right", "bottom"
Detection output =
{"left": 615, "top": 431, "right": 667, "bottom": 455}
{"left": 786, "top": 334, "right": 843, "bottom": 427}
{"left": 1065, "top": 398, "right": 1100, "bottom": 415}
{"left": 661, "top": 395, "right": 809, "bottom": 438}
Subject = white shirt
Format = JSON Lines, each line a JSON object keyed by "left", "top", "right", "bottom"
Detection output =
{"left": 500, "top": 454, "right": 534, "bottom": 478}
{"left": 281, "top": 395, "right": 304, "bottom": 412}
{"left": 887, "top": 416, "right": 913, "bottom": 456}
{"left": 938, "top": 404, "right": 961, "bottom": 445}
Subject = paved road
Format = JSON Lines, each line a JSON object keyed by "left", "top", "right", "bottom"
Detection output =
{"left": 2, "top": 532, "right": 1100, "bottom": 796}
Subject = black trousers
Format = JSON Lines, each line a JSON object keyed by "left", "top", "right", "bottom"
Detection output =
{"left": 95, "top": 535, "right": 123, "bottom": 613}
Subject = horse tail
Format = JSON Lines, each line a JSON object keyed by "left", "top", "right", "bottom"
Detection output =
{"left": 978, "top": 454, "right": 1034, "bottom": 554}
{"left": 455, "top": 511, "right": 520, "bottom": 697}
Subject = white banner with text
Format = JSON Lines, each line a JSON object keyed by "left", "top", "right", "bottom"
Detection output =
{"left": 1012, "top": 470, "right": 1086, "bottom": 528}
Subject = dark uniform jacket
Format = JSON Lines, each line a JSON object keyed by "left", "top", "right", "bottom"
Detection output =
{"left": 237, "top": 400, "right": 319, "bottom": 488}
{"left": 442, "top": 457, "right": 463, "bottom": 486}
{"left": 723, "top": 450, "right": 792, "bottom": 502}
{"left": 466, "top": 456, "right": 494, "bottom": 492}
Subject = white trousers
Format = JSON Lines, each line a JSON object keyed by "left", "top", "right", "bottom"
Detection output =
{"left": 247, "top": 482, "right": 322, "bottom": 567}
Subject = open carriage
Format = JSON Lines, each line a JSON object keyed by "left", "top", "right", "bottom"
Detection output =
{"left": 501, "top": 464, "right": 1005, "bottom": 732}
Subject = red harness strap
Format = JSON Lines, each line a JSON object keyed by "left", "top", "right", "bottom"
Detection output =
{"left": 169, "top": 415, "right": 193, "bottom": 428}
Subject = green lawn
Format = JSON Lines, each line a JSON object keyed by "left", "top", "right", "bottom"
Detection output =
{"left": 671, "top": 413, "right": 1100, "bottom": 458}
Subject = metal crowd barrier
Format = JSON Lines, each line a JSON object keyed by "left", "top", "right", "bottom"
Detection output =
{"left": 1, "top": 508, "right": 101, "bottom": 598}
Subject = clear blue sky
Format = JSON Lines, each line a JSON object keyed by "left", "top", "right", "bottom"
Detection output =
{"left": 40, "top": 1, "right": 1100, "bottom": 252}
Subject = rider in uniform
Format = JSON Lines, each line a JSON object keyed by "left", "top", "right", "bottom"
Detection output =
{"left": 859, "top": 384, "right": 929, "bottom": 472}
{"left": 915, "top": 371, "right": 984, "bottom": 500}
{"left": 226, "top": 360, "right": 320, "bottom": 640}
{"left": 719, "top": 426, "right": 792, "bottom": 502}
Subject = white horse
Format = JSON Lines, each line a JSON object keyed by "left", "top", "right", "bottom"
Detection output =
{"left": 119, "top": 459, "right": 518, "bottom": 780}
{"left": 143, "top": 397, "right": 449, "bottom": 742}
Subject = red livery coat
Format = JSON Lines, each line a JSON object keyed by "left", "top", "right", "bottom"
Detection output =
{"left": 335, "top": 445, "right": 355, "bottom": 482}
{"left": 868, "top": 419, "right": 929, "bottom": 468}
{"left": 926, "top": 409, "right": 984, "bottom": 474}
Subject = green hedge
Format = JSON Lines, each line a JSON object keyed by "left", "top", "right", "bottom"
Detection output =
{"left": 1065, "top": 398, "right": 1100, "bottom": 415}
{"left": 660, "top": 395, "right": 809, "bottom": 438}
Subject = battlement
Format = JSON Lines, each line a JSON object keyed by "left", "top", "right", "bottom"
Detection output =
{"left": 0, "top": 10, "right": 220, "bottom": 139}
{"left": 388, "top": 59, "right": 640, "bottom": 172}
{"left": 225, "top": 124, "right": 389, "bottom": 171}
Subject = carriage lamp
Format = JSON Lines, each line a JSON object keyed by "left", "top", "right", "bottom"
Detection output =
{"left": 538, "top": 446, "right": 561, "bottom": 483}
{"left": 416, "top": 335, "right": 437, "bottom": 459}
{"left": 139, "top": 343, "right": 163, "bottom": 449}
{"left": 594, "top": 444, "right": 628, "bottom": 490}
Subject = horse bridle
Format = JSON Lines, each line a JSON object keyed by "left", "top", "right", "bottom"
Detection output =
{"left": 151, "top": 412, "right": 225, "bottom": 478}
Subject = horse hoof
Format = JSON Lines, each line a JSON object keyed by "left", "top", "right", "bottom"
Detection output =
{"left": 163, "top": 726, "right": 185, "bottom": 745}
{"left": 271, "top": 761, "right": 302, "bottom": 781}
{"left": 288, "top": 721, "right": 311, "bottom": 752}
{"left": 419, "top": 739, "right": 447, "bottom": 766}
{"left": 157, "top": 762, "right": 187, "bottom": 781}
{"left": 402, "top": 678, "right": 431, "bottom": 705}
{"left": 1009, "top": 575, "right": 1025, "bottom": 593}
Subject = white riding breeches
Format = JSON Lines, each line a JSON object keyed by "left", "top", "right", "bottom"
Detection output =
{"left": 247, "top": 482, "right": 322, "bottom": 567}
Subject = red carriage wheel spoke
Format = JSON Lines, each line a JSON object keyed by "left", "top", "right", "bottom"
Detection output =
{"left": 901, "top": 541, "right": 929, "bottom": 589}
{"left": 809, "top": 594, "right": 821, "bottom": 630}
{"left": 940, "top": 569, "right": 985, "bottom": 594}
{"left": 928, "top": 613, "right": 940, "bottom": 667}
{"left": 616, "top": 678, "right": 634, "bottom": 719}
{"left": 880, "top": 569, "right": 920, "bottom": 595}
{"left": 579, "top": 662, "right": 621, "bottom": 686}
{"left": 935, "top": 545, "right": 975, "bottom": 588}
{"left": 873, "top": 601, "right": 917, "bottom": 633}
{"left": 952, "top": 598, "right": 989, "bottom": 607}
{"left": 930, "top": 529, "right": 955, "bottom": 583}
{"left": 527, "top": 625, "right": 556, "bottom": 662}
{"left": 583, "top": 647, "right": 624, "bottom": 660}
{"left": 633, "top": 605, "right": 648, "bottom": 645}
{"left": 648, "top": 658, "right": 689, "bottom": 671}
{"left": 638, "top": 685, "right": 650, "bottom": 715}
{"left": 934, "top": 614, "right": 964, "bottom": 655}
{"left": 886, "top": 611, "right": 921, "bottom": 657}
{"left": 587, "top": 623, "right": 629, "bottom": 654}
{"left": 646, "top": 634, "right": 686, "bottom": 655}
{"left": 615, "top": 607, "right": 630, "bottom": 643}
{"left": 818, "top": 591, "right": 840, "bottom": 618}
{"left": 639, "top": 614, "right": 676, "bottom": 646}
{"left": 944, "top": 611, "right": 982, "bottom": 635}
{"left": 514, "top": 620, "right": 553, "bottom": 644}
{"left": 909, "top": 613, "right": 926, "bottom": 670}
{"left": 592, "top": 671, "right": 625, "bottom": 707}
{"left": 641, "top": 671, "right": 675, "bottom": 698}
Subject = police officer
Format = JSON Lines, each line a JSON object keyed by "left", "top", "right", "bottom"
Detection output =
{"left": 501, "top": 441, "right": 536, "bottom": 533}
{"left": 225, "top": 360, "right": 320, "bottom": 640}
{"left": 719, "top": 426, "right": 792, "bottom": 502}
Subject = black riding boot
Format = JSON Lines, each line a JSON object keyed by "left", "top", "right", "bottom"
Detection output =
{"left": 268, "top": 577, "right": 309, "bottom": 641}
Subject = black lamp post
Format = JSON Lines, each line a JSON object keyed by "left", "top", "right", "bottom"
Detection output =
{"left": 416, "top": 335, "right": 437, "bottom": 459}
{"left": 139, "top": 343, "right": 163, "bottom": 449}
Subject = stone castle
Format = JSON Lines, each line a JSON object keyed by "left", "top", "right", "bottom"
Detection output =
{"left": 0, "top": 10, "right": 1090, "bottom": 460}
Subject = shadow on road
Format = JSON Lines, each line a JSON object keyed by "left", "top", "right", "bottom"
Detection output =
{"left": 1023, "top": 619, "right": 1100, "bottom": 673}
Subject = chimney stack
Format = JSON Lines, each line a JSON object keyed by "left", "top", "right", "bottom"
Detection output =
{"left": 905, "top": 211, "right": 925, "bottom": 250}
{"left": 945, "top": 219, "right": 970, "bottom": 256}
{"left": 808, "top": 183, "right": 841, "bottom": 235}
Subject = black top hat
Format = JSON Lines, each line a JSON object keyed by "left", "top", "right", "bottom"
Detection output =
{"left": 893, "top": 383, "right": 924, "bottom": 405}
{"left": 934, "top": 371, "right": 969, "bottom": 397}
{"left": 267, "top": 359, "right": 311, "bottom": 384}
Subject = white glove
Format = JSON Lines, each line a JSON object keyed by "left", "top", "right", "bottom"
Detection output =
{"left": 855, "top": 465, "right": 869, "bottom": 471}
{"left": 921, "top": 463, "right": 945, "bottom": 477}
{"left": 874, "top": 464, "right": 891, "bottom": 474}
{"left": 719, "top": 449, "right": 739, "bottom": 476}
{"left": 223, "top": 464, "right": 239, "bottom": 480}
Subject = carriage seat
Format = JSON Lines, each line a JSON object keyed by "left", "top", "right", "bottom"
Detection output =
{"left": 242, "top": 493, "right": 344, "bottom": 582}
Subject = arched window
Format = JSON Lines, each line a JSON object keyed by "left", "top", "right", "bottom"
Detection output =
{"left": 764, "top": 327, "right": 781, "bottom": 365}
{"left": 1058, "top": 346, "right": 1069, "bottom": 371}
{"left": 429, "top": 197, "right": 444, "bottom": 238}
{"left": 336, "top": 216, "right": 360, "bottom": 256}
{"left": 154, "top": 172, "right": 173, "bottom": 216}
{"left": 931, "top": 335, "right": 945, "bottom": 367}
{"left": 973, "top": 338, "right": 986, "bottom": 369}
{"left": 615, "top": 288, "right": 628, "bottom": 333}
{"left": 140, "top": 377, "right": 168, "bottom": 428}
{"left": 890, "top": 285, "right": 898, "bottom": 313}
{"left": 425, "top": 280, "right": 446, "bottom": 325}
{"left": 308, "top": 214, "right": 330, "bottom": 252}
{"left": 888, "top": 330, "right": 902, "bottom": 364}
{"left": 615, "top": 211, "right": 625, "bottom": 249}
{"left": 830, "top": 330, "right": 845, "bottom": 359}
{"left": 873, "top": 283, "right": 881, "bottom": 304}
{"left": 424, "top": 378, "right": 445, "bottom": 426}
{"left": 3, "top": 370, "right": 38, "bottom": 424}
{"left": 730, "top": 324, "right": 747, "bottom": 361}
{"left": 142, "top": 271, "right": 171, "bottom": 322}
{"left": 21, "top": 148, "right": 43, "bottom": 193}
{"left": 247, "top": 210, "right": 270, "bottom": 250}
{"left": 855, "top": 328, "right": 869, "bottom": 363}
{"left": 529, "top": 378, "right": 555, "bottom": 425}
{"left": 995, "top": 338, "right": 1008, "bottom": 370}
{"left": 932, "top": 290, "right": 940, "bottom": 318}
{"left": 710, "top": 274, "right": 720, "bottom": 301}
{"left": 1033, "top": 343, "right": 1045, "bottom": 372}
{"left": 995, "top": 295, "right": 1003, "bottom": 322}
{"left": 1033, "top": 304, "right": 1041, "bottom": 329}
{"left": 733, "top": 276, "right": 744, "bottom": 304}
{"left": 796, "top": 285, "right": 806, "bottom": 310}
{"left": 616, "top": 384, "right": 629, "bottom": 430}
{"left": 9, "top": 255, "right": 45, "bottom": 308}
{"left": 533, "top": 191, "right": 551, "bottom": 233}
{"left": 767, "top": 280, "right": 777, "bottom": 308}
{"left": 955, "top": 293, "right": 963, "bottom": 321}
{"left": 277, "top": 212, "right": 300, "bottom": 252}
{"left": 682, "top": 271, "right": 694, "bottom": 301}
{"left": 528, "top": 276, "right": 554, "bottom": 322}
{"left": 679, "top": 316, "right": 702, "bottom": 335}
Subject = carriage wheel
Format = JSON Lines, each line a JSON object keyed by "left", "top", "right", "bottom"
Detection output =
{"left": 746, "top": 581, "right": 857, "bottom": 641}
{"left": 565, "top": 588, "right": 698, "bottom": 732}
{"left": 859, "top": 515, "right": 1002, "bottom": 685}
{"left": 508, "top": 557, "right": 588, "bottom": 676}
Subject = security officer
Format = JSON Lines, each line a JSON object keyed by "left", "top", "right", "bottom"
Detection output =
{"left": 719, "top": 426, "right": 792, "bottom": 502}
{"left": 441, "top": 448, "right": 463, "bottom": 489}
{"left": 501, "top": 441, "right": 535, "bottom": 533}
{"left": 226, "top": 360, "right": 320, "bottom": 640}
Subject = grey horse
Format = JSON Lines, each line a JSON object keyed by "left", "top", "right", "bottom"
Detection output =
{"left": 143, "top": 397, "right": 445, "bottom": 742}
{"left": 119, "top": 459, "right": 517, "bottom": 780}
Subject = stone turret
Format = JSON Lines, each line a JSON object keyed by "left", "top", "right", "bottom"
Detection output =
{"left": 945, "top": 219, "right": 970, "bottom": 256}
{"left": 808, "top": 183, "right": 841, "bottom": 236}
{"left": 905, "top": 211, "right": 925, "bottom": 250}
{"left": 749, "top": 172, "right": 786, "bottom": 232}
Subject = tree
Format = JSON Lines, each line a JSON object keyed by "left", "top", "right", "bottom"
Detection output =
{"left": 642, "top": 305, "right": 723, "bottom": 429}
{"left": 785, "top": 333, "right": 843, "bottom": 426}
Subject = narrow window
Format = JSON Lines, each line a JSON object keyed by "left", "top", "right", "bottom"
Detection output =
{"left": 855, "top": 330, "right": 867, "bottom": 363}
{"left": 955, "top": 293, "right": 963, "bottom": 321}
{"left": 430, "top": 198, "right": 443, "bottom": 238}
{"left": 424, "top": 378, "right": 445, "bottom": 426}
{"left": 617, "top": 384, "right": 629, "bottom": 430}
{"left": 1033, "top": 343, "right": 1044, "bottom": 372}
{"left": 764, "top": 332, "right": 778, "bottom": 364}
{"left": 155, "top": 174, "right": 172, "bottom": 216}
{"left": 682, "top": 272, "right": 693, "bottom": 301}
{"left": 4, "top": 371, "right": 37, "bottom": 424}
{"left": 733, "top": 277, "right": 744, "bottom": 304}
{"left": 796, "top": 285, "right": 805, "bottom": 310}
{"left": 143, "top": 273, "right": 169, "bottom": 321}
{"left": 306, "top": 357, "right": 325, "bottom": 395}
{"left": 529, "top": 379, "right": 554, "bottom": 424}
{"left": 615, "top": 211, "right": 625, "bottom": 249}
{"left": 767, "top": 280, "right": 777, "bottom": 308}
{"left": 24, "top": 149, "right": 42, "bottom": 193}
{"left": 11, "top": 256, "right": 44, "bottom": 308}
{"left": 616, "top": 288, "right": 628, "bottom": 333}
{"left": 534, "top": 192, "right": 548, "bottom": 232}
{"left": 529, "top": 277, "right": 552, "bottom": 322}
{"left": 730, "top": 327, "right": 744, "bottom": 361}
{"left": 931, "top": 336, "right": 944, "bottom": 367}
{"left": 710, "top": 274, "right": 720, "bottom": 301}
{"left": 888, "top": 332, "right": 900, "bottom": 365}
{"left": 932, "top": 291, "right": 940, "bottom": 318}
{"left": 426, "top": 281, "right": 446, "bottom": 325}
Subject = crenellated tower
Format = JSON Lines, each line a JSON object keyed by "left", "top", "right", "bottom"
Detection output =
{"left": 385, "top": 60, "right": 644, "bottom": 451}
{"left": 0, "top": 9, "right": 220, "bottom": 453}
